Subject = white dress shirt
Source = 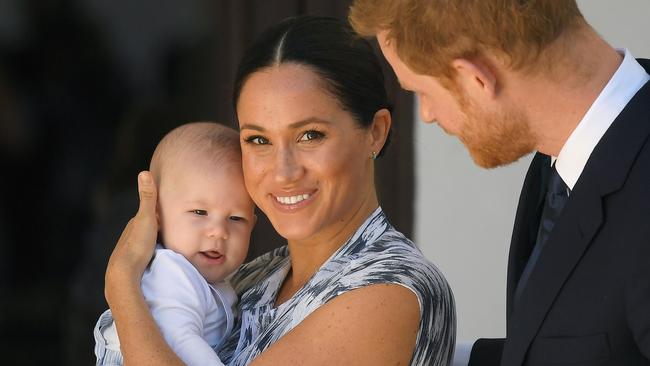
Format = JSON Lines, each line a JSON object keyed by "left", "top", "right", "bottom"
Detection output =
{"left": 555, "top": 49, "right": 650, "bottom": 188}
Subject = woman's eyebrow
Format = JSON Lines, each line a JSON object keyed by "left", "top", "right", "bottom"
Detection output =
{"left": 240, "top": 117, "right": 333, "bottom": 132}
{"left": 239, "top": 123, "right": 264, "bottom": 132}
{"left": 289, "top": 117, "right": 332, "bottom": 129}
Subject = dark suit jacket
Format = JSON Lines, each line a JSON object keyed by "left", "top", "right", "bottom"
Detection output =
{"left": 469, "top": 59, "right": 650, "bottom": 365}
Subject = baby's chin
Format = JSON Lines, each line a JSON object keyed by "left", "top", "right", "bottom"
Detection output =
{"left": 197, "top": 266, "right": 233, "bottom": 285}
{"left": 195, "top": 269, "right": 219, "bottom": 284}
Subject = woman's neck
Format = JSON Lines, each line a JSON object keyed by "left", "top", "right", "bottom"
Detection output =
{"left": 275, "top": 192, "right": 379, "bottom": 305}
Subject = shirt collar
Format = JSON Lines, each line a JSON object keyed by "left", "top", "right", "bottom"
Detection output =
{"left": 554, "top": 49, "right": 650, "bottom": 190}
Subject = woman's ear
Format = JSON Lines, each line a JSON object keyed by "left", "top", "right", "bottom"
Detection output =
{"left": 369, "top": 108, "right": 392, "bottom": 156}
{"left": 451, "top": 57, "right": 498, "bottom": 100}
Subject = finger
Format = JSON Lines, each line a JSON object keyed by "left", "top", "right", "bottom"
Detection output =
{"left": 136, "top": 171, "right": 157, "bottom": 219}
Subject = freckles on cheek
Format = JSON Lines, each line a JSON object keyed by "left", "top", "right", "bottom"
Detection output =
{"left": 242, "top": 156, "right": 262, "bottom": 179}
{"left": 325, "top": 154, "right": 362, "bottom": 187}
{"left": 242, "top": 158, "right": 267, "bottom": 203}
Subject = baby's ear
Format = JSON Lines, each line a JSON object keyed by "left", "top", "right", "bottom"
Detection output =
{"left": 154, "top": 205, "right": 163, "bottom": 244}
{"left": 154, "top": 202, "right": 161, "bottom": 225}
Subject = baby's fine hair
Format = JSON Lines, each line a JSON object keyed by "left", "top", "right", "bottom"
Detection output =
{"left": 149, "top": 122, "right": 241, "bottom": 183}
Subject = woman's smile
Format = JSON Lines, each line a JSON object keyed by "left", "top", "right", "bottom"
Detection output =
{"left": 271, "top": 190, "right": 317, "bottom": 211}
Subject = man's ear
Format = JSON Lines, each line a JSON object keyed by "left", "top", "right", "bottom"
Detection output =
{"left": 369, "top": 108, "right": 392, "bottom": 156}
{"left": 451, "top": 58, "right": 498, "bottom": 100}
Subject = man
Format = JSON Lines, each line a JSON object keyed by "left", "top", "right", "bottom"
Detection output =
{"left": 350, "top": 1, "right": 650, "bottom": 365}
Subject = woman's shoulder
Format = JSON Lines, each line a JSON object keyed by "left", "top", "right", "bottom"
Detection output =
{"left": 332, "top": 225, "right": 451, "bottom": 311}
{"left": 339, "top": 225, "right": 456, "bottom": 366}
{"left": 318, "top": 209, "right": 451, "bottom": 299}
{"left": 346, "top": 226, "right": 446, "bottom": 283}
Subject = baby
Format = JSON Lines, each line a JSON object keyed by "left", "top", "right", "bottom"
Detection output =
{"left": 94, "top": 122, "right": 255, "bottom": 366}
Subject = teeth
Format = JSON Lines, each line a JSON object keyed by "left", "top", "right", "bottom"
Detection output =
{"left": 276, "top": 193, "right": 310, "bottom": 205}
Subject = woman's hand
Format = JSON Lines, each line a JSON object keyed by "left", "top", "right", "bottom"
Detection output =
{"left": 105, "top": 171, "right": 159, "bottom": 307}
{"left": 102, "top": 171, "right": 184, "bottom": 365}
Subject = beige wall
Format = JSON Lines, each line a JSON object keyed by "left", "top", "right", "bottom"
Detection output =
{"left": 414, "top": 0, "right": 650, "bottom": 341}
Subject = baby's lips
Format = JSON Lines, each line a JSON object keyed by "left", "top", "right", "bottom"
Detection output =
{"left": 201, "top": 250, "right": 223, "bottom": 259}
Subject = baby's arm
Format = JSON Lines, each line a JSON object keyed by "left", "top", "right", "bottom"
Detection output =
{"left": 142, "top": 249, "right": 226, "bottom": 366}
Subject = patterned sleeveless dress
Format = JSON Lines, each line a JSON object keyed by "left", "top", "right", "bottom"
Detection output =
{"left": 219, "top": 207, "right": 456, "bottom": 366}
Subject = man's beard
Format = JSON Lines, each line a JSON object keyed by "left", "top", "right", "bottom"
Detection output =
{"left": 457, "top": 96, "right": 536, "bottom": 169}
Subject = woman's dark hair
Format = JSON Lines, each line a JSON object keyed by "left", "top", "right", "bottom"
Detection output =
{"left": 233, "top": 15, "right": 392, "bottom": 156}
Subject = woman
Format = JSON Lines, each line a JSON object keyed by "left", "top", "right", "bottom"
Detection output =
{"left": 104, "top": 15, "right": 455, "bottom": 365}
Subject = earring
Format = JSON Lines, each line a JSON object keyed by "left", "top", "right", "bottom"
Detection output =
{"left": 370, "top": 151, "right": 377, "bottom": 160}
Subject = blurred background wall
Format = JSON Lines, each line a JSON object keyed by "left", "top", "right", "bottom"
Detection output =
{"left": 414, "top": 0, "right": 650, "bottom": 344}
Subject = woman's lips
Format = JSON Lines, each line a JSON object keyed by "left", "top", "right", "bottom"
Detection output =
{"left": 271, "top": 190, "right": 316, "bottom": 211}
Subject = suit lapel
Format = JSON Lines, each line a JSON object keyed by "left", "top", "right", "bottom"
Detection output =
{"left": 505, "top": 153, "right": 549, "bottom": 317}
{"left": 503, "top": 178, "right": 603, "bottom": 365}
{"left": 502, "top": 73, "right": 650, "bottom": 365}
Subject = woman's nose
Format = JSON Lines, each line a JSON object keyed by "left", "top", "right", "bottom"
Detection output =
{"left": 274, "top": 147, "right": 304, "bottom": 184}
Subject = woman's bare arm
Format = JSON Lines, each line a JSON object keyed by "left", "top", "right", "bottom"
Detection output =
{"left": 104, "top": 172, "right": 184, "bottom": 366}
{"left": 250, "top": 283, "right": 420, "bottom": 366}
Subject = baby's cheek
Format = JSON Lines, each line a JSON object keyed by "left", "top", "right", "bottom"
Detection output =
{"left": 231, "top": 239, "right": 249, "bottom": 267}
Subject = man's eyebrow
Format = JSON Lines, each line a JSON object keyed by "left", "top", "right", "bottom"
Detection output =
{"left": 240, "top": 117, "right": 333, "bottom": 132}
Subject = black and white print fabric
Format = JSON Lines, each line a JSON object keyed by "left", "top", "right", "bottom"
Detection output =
{"left": 219, "top": 207, "right": 456, "bottom": 366}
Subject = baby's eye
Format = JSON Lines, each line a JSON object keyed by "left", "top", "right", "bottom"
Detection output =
{"left": 244, "top": 135, "right": 269, "bottom": 145}
{"left": 298, "top": 130, "right": 325, "bottom": 142}
{"left": 192, "top": 209, "right": 208, "bottom": 216}
{"left": 229, "top": 216, "right": 245, "bottom": 222}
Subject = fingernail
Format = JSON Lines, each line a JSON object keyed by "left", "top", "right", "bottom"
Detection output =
{"left": 139, "top": 171, "right": 151, "bottom": 184}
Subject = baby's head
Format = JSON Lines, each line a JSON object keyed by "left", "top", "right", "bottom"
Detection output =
{"left": 150, "top": 122, "right": 255, "bottom": 284}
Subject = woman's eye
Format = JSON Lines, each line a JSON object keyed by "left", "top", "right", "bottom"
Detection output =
{"left": 192, "top": 209, "right": 208, "bottom": 216}
{"left": 299, "top": 130, "right": 325, "bottom": 142}
{"left": 244, "top": 135, "right": 269, "bottom": 145}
